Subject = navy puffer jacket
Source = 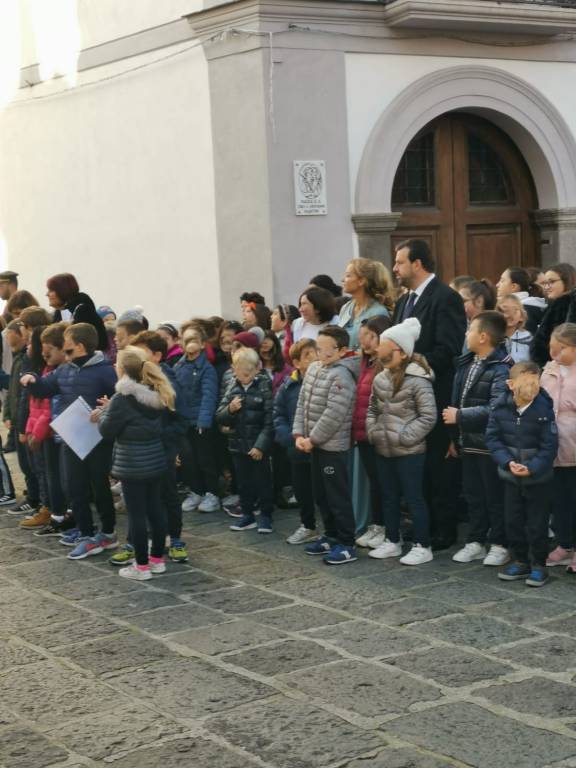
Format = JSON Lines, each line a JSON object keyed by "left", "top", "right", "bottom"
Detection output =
{"left": 26, "top": 351, "right": 117, "bottom": 410}
{"left": 273, "top": 370, "right": 307, "bottom": 462}
{"left": 97, "top": 377, "right": 167, "bottom": 481}
{"left": 451, "top": 344, "right": 512, "bottom": 454}
{"left": 485, "top": 389, "right": 558, "bottom": 485}
{"left": 216, "top": 372, "right": 274, "bottom": 455}
{"left": 174, "top": 351, "right": 218, "bottom": 429}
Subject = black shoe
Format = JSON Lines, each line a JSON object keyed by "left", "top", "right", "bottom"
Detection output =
{"left": 34, "top": 515, "right": 75, "bottom": 537}
{"left": 431, "top": 535, "right": 457, "bottom": 552}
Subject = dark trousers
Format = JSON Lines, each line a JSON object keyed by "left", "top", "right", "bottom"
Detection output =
{"left": 462, "top": 453, "right": 506, "bottom": 546}
{"left": 62, "top": 442, "right": 115, "bottom": 537}
{"left": 552, "top": 467, "right": 576, "bottom": 550}
{"left": 377, "top": 453, "right": 430, "bottom": 547}
{"left": 183, "top": 428, "right": 219, "bottom": 496}
{"left": 311, "top": 448, "right": 355, "bottom": 547}
{"left": 425, "top": 421, "right": 461, "bottom": 540}
{"left": 29, "top": 446, "right": 49, "bottom": 508}
{"left": 272, "top": 444, "right": 292, "bottom": 498}
{"left": 232, "top": 453, "right": 274, "bottom": 518}
{"left": 0, "top": 437, "right": 14, "bottom": 498}
{"left": 122, "top": 478, "right": 165, "bottom": 566}
{"left": 17, "top": 439, "right": 39, "bottom": 505}
{"left": 291, "top": 458, "right": 316, "bottom": 530}
{"left": 357, "top": 441, "right": 383, "bottom": 527}
{"left": 163, "top": 449, "right": 182, "bottom": 540}
{"left": 504, "top": 480, "right": 552, "bottom": 566}
{"left": 42, "top": 439, "right": 67, "bottom": 517}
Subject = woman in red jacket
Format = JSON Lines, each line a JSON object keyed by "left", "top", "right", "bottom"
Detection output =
{"left": 353, "top": 315, "right": 391, "bottom": 549}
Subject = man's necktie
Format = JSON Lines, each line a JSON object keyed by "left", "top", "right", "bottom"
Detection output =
{"left": 401, "top": 291, "right": 417, "bottom": 321}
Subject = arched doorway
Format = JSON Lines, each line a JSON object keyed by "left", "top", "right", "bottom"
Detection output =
{"left": 390, "top": 113, "right": 539, "bottom": 283}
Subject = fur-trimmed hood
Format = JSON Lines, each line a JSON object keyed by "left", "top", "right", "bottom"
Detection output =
{"left": 115, "top": 376, "right": 164, "bottom": 409}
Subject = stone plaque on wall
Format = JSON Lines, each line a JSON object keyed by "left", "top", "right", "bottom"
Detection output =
{"left": 294, "top": 160, "right": 327, "bottom": 216}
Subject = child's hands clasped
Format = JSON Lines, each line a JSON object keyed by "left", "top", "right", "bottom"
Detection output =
{"left": 229, "top": 396, "right": 243, "bottom": 413}
{"left": 509, "top": 461, "right": 530, "bottom": 477}
{"left": 20, "top": 374, "right": 35, "bottom": 387}
{"left": 442, "top": 407, "right": 458, "bottom": 425}
{"left": 248, "top": 447, "right": 263, "bottom": 461}
{"left": 295, "top": 436, "right": 314, "bottom": 453}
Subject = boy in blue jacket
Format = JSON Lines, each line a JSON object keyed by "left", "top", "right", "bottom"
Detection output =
{"left": 485, "top": 361, "right": 558, "bottom": 587}
{"left": 274, "top": 338, "right": 318, "bottom": 544}
{"left": 175, "top": 323, "right": 220, "bottom": 513}
{"left": 21, "top": 323, "right": 118, "bottom": 561}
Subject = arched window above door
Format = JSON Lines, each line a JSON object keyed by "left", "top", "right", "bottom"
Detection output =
{"left": 391, "top": 131, "right": 435, "bottom": 207}
{"left": 468, "top": 133, "right": 514, "bottom": 205}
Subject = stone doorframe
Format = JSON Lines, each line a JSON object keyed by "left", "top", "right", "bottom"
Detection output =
{"left": 353, "top": 65, "right": 576, "bottom": 267}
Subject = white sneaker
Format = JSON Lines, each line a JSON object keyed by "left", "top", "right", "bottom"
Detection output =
{"left": 150, "top": 561, "right": 167, "bottom": 574}
{"left": 368, "top": 539, "right": 402, "bottom": 559}
{"left": 400, "top": 544, "right": 433, "bottom": 566}
{"left": 452, "top": 542, "right": 486, "bottom": 563}
{"left": 111, "top": 481, "right": 123, "bottom": 497}
{"left": 286, "top": 525, "right": 318, "bottom": 545}
{"left": 182, "top": 492, "right": 202, "bottom": 512}
{"left": 356, "top": 525, "right": 385, "bottom": 548}
{"left": 366, "top": 527, "right": 386, "bottom": 549}
{"left": 119, "top": 564, "right": 152, "bottom": 581}
{"left": 198, "top": 493, "right": 221, "bottom": 513}
{"left": 483, "top": 545, "right": 510, "bottom": 567}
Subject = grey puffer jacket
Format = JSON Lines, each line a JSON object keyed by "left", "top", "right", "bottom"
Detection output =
{"left": 293, "top": 355, "right": 360, "bottom": 452}
{"left": 366, "top": 360, "right": 437, "bottom": 457}
{"left": 98, "top": 377, "right": 168, "bottom": 481}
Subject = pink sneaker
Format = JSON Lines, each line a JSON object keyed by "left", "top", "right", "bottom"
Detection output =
{"left": 546, "top": 546, "right": 573, "bottom": 567}
{"left": 567, "top": 553, "right": 576, "bottom": 574}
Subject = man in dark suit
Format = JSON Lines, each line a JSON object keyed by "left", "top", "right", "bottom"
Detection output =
{"left": 392, "top": 240, "right": 467, "bottom": 549}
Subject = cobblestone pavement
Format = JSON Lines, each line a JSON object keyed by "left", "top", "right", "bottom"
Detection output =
{"left": 2, "top": 499, "right": 576, "bottom": 768}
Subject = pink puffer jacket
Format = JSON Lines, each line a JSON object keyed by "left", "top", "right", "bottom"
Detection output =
{"left": 541, "top": 360, "right": 576, "bottom": 466}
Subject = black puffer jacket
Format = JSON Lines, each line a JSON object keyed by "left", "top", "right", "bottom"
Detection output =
{"left": 485, "top": 389, "right": 558, "bottom": 485}
{"left": 451, "top": 344, "right": 512, "bottom": 454}
{"left": 98, "top": 377, "right": 167, "bottom": 481}
{"left": 530, "top": 290, "right": 576, "bottom": 367}
{"left": 216, "top": 372, "right": 273, "bottom": 455}
{"left": 53, "top": 291, "right": 108, "bottom": 352}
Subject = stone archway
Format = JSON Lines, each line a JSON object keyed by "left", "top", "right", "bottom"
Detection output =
{"left": 353, "top": 66, "right": 576, "bottom": 268}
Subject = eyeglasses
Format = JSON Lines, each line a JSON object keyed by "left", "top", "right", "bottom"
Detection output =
{"left": 63, "top": 348, "right": 75, "bottom": 356}
{"left": 542, "top": 279, "right": 562, "bottom": 287}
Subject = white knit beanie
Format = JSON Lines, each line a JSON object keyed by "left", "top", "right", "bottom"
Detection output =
{"left": 380, "top": 317, "right": 421, "bottom": 356}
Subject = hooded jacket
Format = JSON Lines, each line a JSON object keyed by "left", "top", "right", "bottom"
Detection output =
{"left": 274, "top": 369, "right": 308, "bottom": 462}
{"left": 541, "top": 360, "right": 576, "bottom": 467}
{"left": 352, "top": 356, "right": 378, "bottom": 443}
{"left": 97, "top": 377, "right": 167, "bottom": 480}
{"left": 366, "top": 358, "right": 437, "bottom": 457}
{"left": 485, "top": 389, "right": 558, "bottom": 485}
{"left": 216, "top": 372, "right": 274, "bottom": 455}
{"left": 26, "top": 351, "right": 117, "bottom": 411}
{"left": 451, "top": 345, "right": 512, "bottom": 454}
{"left": 174, "top": 351, "right": 218, "bottom": 429}
{"left": 292, "top": 355, "right": 360, "bottom": 452}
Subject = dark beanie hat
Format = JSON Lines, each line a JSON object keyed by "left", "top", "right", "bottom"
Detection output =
{"left": 233, "top": 331, "right": 260, "bottom": 351}
{"left": 310, "top": 274, "right": 342, "bottom": 297}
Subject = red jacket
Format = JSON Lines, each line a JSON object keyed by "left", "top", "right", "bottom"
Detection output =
{"left": 25, "top": 366, "right": 55, "bottom": 443}
{"left": 352, "top": 356, "right": 378, "bottom": 443}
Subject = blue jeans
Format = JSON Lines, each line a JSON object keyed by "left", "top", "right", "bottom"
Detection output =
{"left": 376, "top": 454, "right": 430, "bottom": 547}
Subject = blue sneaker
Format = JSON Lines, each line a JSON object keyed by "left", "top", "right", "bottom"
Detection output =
{"left": 323, "top": 544, "right": 358, "bottom": 565}
{"left": 230, "top": 515, "right": 257, "bottom": 531}
{"left": 59, "top": 528, "right": 81, "bottom": 547}
{"left": 67, "top": 536, "right": 105, "bottom": 560}
{"left": 498, "top": 561, "right": 531, "bottom": 581}
{"left": 526, "top": 566, "right": 549, "bottom": 588}
{"left": 93, "top": 531, "right": 118, "bottom": 552}
{"left": 257, "top": 515, "right": 273, "bottom": 534}
{"left": 304, "top": 536, "right": 332, "bottom": 556}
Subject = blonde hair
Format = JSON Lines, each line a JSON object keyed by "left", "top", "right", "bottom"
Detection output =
{"left": 232, "top": 347, "right": 259, "bottom": 368}
{"left": 117, "top": 346, "right": 175, "bottom": 411}
{"left": 499, "top": 295, "right": 527, "bottom": 326}
{"left": 348, "top": 258, "right": 396, "bottom": 312}
{"left": 552, "top": 322, "right": 576, "bottom": 348}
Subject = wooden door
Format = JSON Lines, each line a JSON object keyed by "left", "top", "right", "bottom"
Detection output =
{"left": 390, "top": 114, "right": 539, "bottom": 283}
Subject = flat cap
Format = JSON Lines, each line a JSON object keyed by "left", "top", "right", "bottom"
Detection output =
{"left": 0, "top": 271, "right": 18, "bottom": 282}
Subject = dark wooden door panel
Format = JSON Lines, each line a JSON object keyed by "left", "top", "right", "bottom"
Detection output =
{"left": 466, "top": 224, "right": 522, "bottom": 282}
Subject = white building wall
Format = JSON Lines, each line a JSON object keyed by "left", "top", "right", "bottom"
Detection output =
{"left": 0, "top": 44, "right": 219, "bottom": 325}
{"left": 346, "top": 53, "right": 576, "bottom": 212}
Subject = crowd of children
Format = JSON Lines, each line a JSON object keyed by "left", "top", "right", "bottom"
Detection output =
{"left": 1, "top": 248, "right": 575, "bottom": 588}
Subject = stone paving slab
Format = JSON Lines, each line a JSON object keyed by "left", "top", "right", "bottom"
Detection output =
{"left": 384, "top": 702, "right": 576, "bottom": 768}
{"left": 206, "top": 695, "right": 386, "bottom": 767}
{"left": 0, "top": 637, "right": 47, "bottom": 672}
{"left": 473, "top": 596, "right": 572, "bottom": 626}
{"left": 538, "top": 614, "right": 576, "bottom": 637}
{"left": 303, "top": 619, "right": 429, "bottom": 659}
{"left": 109, "top": 657, "right": 275, "bottom": 718}
{"left": 356, "top": 596, "right": 462, "bottom": 626}
{"left": 0, "top": 543, "right": 60, "bottom": 565}
{"left": 154, "top": 569, "right": 237, "bottom": 596}
{"left": 409, "top": 579, "right": 512, "bottom": 607}
{"left": 344, "top": 748, "right": 460, "bottom": 768}
{"left": 189, "top": 585, "right": 294, "bottom": 614}
{"left": 386, "top": 646, "right": 514, "bottom": 687}
{"left": 3, "top": 595, "right": 87, "bottom": 631}
{"left": 90, "top": 588, "right": 184, "bottom": 617}
{"left": 2, "top": 556, "right": 105, "bottom": 585}
{"left": 473, "top": 677, "right": 576, "bottom": 718}
{"left": 407, "top": 614, "right": 538, "bottom": 650}
{"left": 224, "top": 637, "right": 342, "bottom": 675}
{"left": 250, "top": 603, "right": 350, "bottom": 631}
{"left": 170, "top": 618, "right": 287, "bottom": 655}
{"left": 0, "top": 725, "right": 69, "bottom": 768}
{"left": 47, "top": 573, "right": 149, "bottom": 601}
{"left": 46, "top": 702, "right": 187, "bottom": 760}
{"left": 274, "top": 575, "right": 400, "bottom": 610}
{"left": 494, "top": 635, "right": 576, "bottom": 672}
{"left": 19, "top": 614, "right": 126, "bottom": 649}
{"left": 364, "top": 567, "right": 452, "bottom": 592}
{"left": 108, "top": 736, "right": 259, "bottom": 768}
{"left": 128, "top": 603, "right": 230, "bottom": 635}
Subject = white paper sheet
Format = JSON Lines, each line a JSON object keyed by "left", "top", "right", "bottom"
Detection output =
{"left": 50, "top": 396, "right": 102, "bottom": 460}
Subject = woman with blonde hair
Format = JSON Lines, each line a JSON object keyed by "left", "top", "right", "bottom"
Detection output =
{"left": 96, "top": 346, "right": 175, "bottom": 581}
{"left": 498, "top": 295, "right": 532, "bottom": 363}
{"left": 338, "top": 258, "right": 395, "bottom": 350}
